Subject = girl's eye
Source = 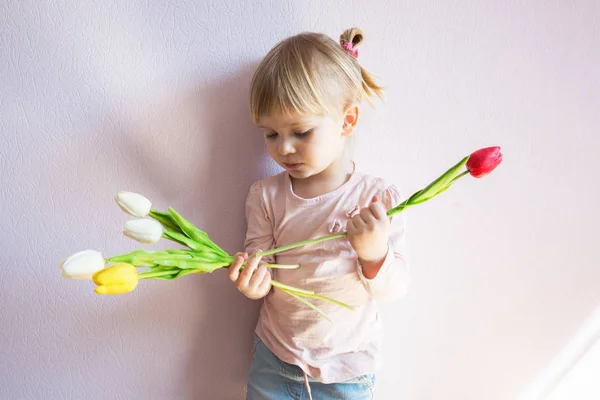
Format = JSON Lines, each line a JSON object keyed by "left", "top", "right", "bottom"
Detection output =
{"left": 294, "top": 129, "right": 312, "bottom": 138}
{"left": 265, "top": 132, "right": 278, "bottom": 139}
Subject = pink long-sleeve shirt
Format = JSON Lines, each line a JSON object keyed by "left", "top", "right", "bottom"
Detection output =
{"left": 244, "top": 168, "right": 411, "bottom": 383}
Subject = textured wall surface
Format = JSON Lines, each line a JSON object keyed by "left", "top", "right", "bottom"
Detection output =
{"left": 1, "top": 1, "right": 599, "bottom": 399}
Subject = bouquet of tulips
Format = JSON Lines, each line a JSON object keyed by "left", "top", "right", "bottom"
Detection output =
{"left": 60, "top": 146, "right": 502, "bottom": 320}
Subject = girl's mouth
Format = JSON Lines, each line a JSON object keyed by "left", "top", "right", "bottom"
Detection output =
{"left": 283, "top": 163, "right": 302, "bottom": 170}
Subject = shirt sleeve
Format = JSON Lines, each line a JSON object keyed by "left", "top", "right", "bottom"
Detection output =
{"left": 357, "top": 184, "right": 411, "bottom": 304}
{"left": 244, "top": 181, "right": 276, "bottom": 270}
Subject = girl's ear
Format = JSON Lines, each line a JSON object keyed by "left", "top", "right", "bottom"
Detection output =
{"left": 341, "top": 104, "right": 360, "bottom": 137}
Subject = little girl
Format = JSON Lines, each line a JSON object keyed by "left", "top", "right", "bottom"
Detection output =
{"left": 228, "top": 27, "right": 411, "bottom": 400}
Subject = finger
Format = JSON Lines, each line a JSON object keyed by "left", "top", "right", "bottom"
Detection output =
{"left": 369, "top": 200, "right": 387, "bottom": 220}
{"left": 248, "top": 264, "right": 268, "bottom": 289}
{"left": 228, "top": 254, "right": 245, "bottom": 281}
{"left": 238, "top": 251, "right": 262, "bottom": 286}
{"left": 352, "top": 217, "right": 367, "bottom": 232}
{"left": 353, "top": 209, "right": 368, "bottom": 224}
{"left": 346, "top": 219, "right": 356, "bottom": 235}
{"left": 359, "top": 208, "right": 375, "bottom": 227}
{"left": 359, "top": 207, "right": 373, "bottom": 220}
{"left": 256, "top": 270, "right": 272, "bottom": 296}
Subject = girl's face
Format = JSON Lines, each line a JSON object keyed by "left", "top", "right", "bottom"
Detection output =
{"left": 257, "top": 108, "right": 356, "bottom": 180}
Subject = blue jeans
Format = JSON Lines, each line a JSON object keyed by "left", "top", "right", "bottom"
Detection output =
{"left": 246, "top": 333, "right": 376, "bottom": 400}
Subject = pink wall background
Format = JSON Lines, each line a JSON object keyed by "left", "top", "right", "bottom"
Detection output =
{"left": 1, "top": 1, "right": 598, "bottom": 399}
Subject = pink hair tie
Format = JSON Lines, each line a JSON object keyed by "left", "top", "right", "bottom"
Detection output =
{"left": 342, "top": 42, "right": 358, "bottom": 58}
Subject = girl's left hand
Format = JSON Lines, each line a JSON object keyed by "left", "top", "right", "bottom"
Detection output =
{"left": 346, "top": 195, "right": 390, "bottom": 265}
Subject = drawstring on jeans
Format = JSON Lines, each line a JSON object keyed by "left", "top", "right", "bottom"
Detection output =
{"left": 303, "top": 372, "right": 313, "bottom": 400}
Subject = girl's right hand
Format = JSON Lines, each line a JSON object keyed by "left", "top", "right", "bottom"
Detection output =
{"left": 228, "top": 251, "right": 272, "bottom": 300}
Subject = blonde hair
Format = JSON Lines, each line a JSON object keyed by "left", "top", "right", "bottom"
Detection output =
{"left": 249, "top": 27, "right": 383, "bottom": 123}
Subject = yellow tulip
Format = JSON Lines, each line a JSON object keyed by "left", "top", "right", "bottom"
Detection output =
{"left": 92, "top": 263, "right": 139, "bottom": 295}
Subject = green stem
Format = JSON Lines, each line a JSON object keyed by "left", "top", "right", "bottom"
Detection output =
{"left": 386, "top": 171, "right": 470, "bottom": 215}
{"left": 138, "top": 270, "right": 177, "bottom": 279}
{"left": 449, "top": 170, "right": 470, "bottom": 184}
{"left": 257, "top": 232, "right": 347, "bottom": 258}
{"left": 264, "top": 263, "right": 300, "bottom": 269}
{"left": 283, "top": 290, "right": 332, "bottom": 322}
{"left": 271, "top": 281, "right": 355, "bottom": 310}
{"left": 271, "top": 280, "right": 315, "bottom": 295}
{"left": 236, "top": 263, "right": 300, "bottom": 272}
{"left": 286, "top": 290, "right": 356, "bottom": 311}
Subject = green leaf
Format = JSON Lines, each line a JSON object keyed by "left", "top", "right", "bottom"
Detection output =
{"left": 167, "top": 207, "right": 209, "bottom": 240}
{"left": 171, "top": 248, "right": 229, "bottom": 262}
{"left": 410, "top": 183, "right": 452, "bottom": 205}
{"left": 163, "top": 230, "right": 205, "bottom": 251}
{"left": 109, "top": 249, "right": 222, "bottom": 270}
{"left": 149, "top": 210, "right": 182, "bottom": 233}
{"left": 156, "top": 269, "right": 204, "bottom": 280}
{"left": 154, "top": 259, "right": 227, "bottom": 272}
{"left": 138, "top": 267, "right": 179, "bottom": 280}
{"left": 173, "top": 269, "right": 204, "bottom": 278}
{"left": 167, "top": 208, "right": 229, "bottom": 257}
{"left": 106, "top": 249, "right": 158, "bottom": 266}
{"left": 387, "top": 199, "right": 411, "bottom": 216}
{"left": 189, "top": 253, "right": 229, "bottom": 263}
{"left": 387, "top": 167, "right": 470, "bottom": 216}
{"left": 410, "top": 155, "right": 469, "bottom": 203}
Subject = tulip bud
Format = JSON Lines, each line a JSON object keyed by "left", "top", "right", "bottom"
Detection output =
{"left": 115, "top": 191, "right": 152, "bottom": 217}
{"left": 60, "top": 250, "right": 106, "bottom": 280}
{"left": 466, "top": 146, "right": 503, "bottom": 178}
{"left": 123, "top": 219, "right": 163, "bottom": 244}
{"left": 93, "top": 263, "right": 139, "bottom": 294}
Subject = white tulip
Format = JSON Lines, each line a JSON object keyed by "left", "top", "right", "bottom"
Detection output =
{"left": 60, "top": 250, "right": 105, "bottom": 280}
{"left": 115, "top": 191, "right": 152, "bottom": 217}
{"left": 124, "top": 219, "right": 163, "bottom": 244}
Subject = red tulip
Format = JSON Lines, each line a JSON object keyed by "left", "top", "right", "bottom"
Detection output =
{"left": 466, "top": 146, "right": 502, "bottom": 178}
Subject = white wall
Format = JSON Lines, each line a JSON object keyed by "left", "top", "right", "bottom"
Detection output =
{"left": 1, "top": 1, "right": 598, "bottom": 399}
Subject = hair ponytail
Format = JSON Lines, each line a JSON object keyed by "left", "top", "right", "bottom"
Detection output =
{"left": 339, "top": 28, "right": 384, "bottom": 101}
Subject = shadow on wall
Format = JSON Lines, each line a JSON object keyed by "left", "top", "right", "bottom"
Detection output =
{"left": 105, "top": 63, "right": 272, "bottom": 399}
{"left": 181, "top": 64, "right": 271, "bottom": 400}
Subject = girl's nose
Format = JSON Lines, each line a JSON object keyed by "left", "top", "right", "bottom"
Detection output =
{"left": 278, "top": 139, "right": 296, "bottom": 155}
